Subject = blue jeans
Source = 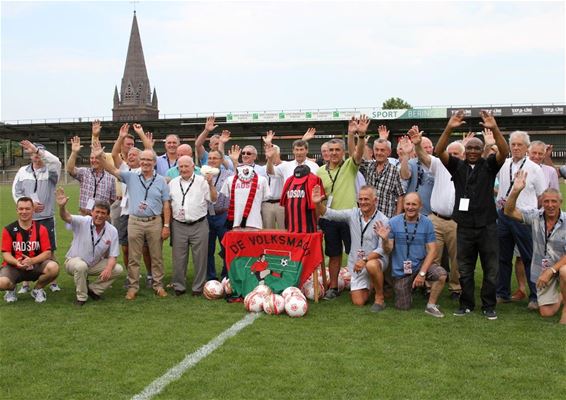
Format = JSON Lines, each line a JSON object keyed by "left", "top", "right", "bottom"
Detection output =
{"left": 496, "top": 209, "right": 537, "bottom": 301}
{"left": 207, "top": 213, "right": 228, "bottom": 280}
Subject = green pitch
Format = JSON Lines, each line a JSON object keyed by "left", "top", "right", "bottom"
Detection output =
{"left": 0, "top": 184, "right": 565, "bottom": 399}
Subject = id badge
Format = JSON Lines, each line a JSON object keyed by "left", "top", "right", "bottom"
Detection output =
{"left": 176, "top": 208, "right": 186, "bottom": 221}
{"left": 541, "top": 258, "right": 551, "bottom": 271}
{"left": 357, "top": 249, "right": 366, "bottom": 260}
{"left": 458, "top": 198, "right": 470, "bottom": 212}
{"left": 326, "top": 195, "right": 333, "bottom": 209}
{"left": 120, "top": 195, "right": 128, "bottom": 208}
{"left": 31, "top": 193, "right": 40, "bottom": 204}
{"left": 86, "top": 198, "right": 95, "bottom": 210}
{"left": 138, "top": 201, "right": 148, "bottom": 211}
{"left": 403, "top": 260, "right": 413, "bottom": 275}
{"left": 496, "top": 198, "right": 506, "bottom": 209}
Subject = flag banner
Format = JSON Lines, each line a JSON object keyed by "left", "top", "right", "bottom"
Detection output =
{"left": 223, "top": 230, "right": 323, "bottom": 297}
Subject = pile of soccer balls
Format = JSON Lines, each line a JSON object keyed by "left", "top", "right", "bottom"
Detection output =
{"left": 244, "top": 284, "right": 308, "bottom": 317}
{"left": 301, "top": 267, "right": 351, "bottom": 300}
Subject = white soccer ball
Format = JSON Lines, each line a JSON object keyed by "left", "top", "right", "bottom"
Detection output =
{"left": 203, "top": 280, "right": 224, "bottom": 300}
{"left": 282, "top": 286, "right": 304, "bottom": 300}
{"left": 285, "top": 295, "right": 308, "bottom": 317}
{"left": 246, "top": 291, "right": 265, "bottom": 313}
{"left": 253, "top": 283, "right": 273, "bottom": 297}
{"left": 244, "top": 291, "right": 254, "bottom": 308}
{"left": 302, "top": 281, "right": 325, "bottom": 301}
{"left": 263, "top": 294, "right": 286, "bottom": 315}
{"left": 200, "top": 165, "right": 220, "bottom": 176}
{"left": 221, "top": 277, "right": 232, "bottom": 296}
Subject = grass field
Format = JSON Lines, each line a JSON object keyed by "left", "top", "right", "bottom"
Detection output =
{"left": 1, "top": 184, "right": 565, "bottom": 400}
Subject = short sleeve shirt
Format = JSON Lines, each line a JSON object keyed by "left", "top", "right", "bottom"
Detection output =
{"left": 119, "top": 171, "right": 170, "bottom": 217}
{"left": 65, "top": 216, "right": 120, "bottom": 267}
{"left": 316, "top": 158, "right": 359, "bottom": 210}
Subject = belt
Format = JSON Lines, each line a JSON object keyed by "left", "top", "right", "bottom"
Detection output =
{"left": 432, "top": 211, "right": 452, "bottom": 221}
{"left": 264, "top": 199, "right": 280, "bottom": 204}
{"left": 174, "top": 216, "right": 206, "bottom": 226}
{"left": 130, "top": 215, "right": 159, "bottom": 222}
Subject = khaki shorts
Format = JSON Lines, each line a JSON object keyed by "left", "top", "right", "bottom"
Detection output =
{"left": 0, "top": 260, "right": 51, "bottom": 284}
{"left": 537, "top": 275, "right": 561, "bottom": 306}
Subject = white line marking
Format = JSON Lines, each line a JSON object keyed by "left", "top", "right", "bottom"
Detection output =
{"left": 131, "top": 312, "right": 261, "bottom": 400}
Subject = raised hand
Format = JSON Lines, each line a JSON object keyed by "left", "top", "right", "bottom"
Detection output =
{"left": 398, "top": 135, "right": 414, "bottom": 155}
{"left": 220, "top": 130, "right": 231, "bottom": 144}
{"left": 55, "top": 186, "right": 69, "bottom": 207}
{"left": 357, "top": 114, "right": 370, "bottom": 136}
{"left": 119, "top": 123, "right": 130, "bottom": 139}
{"left": 70, "top": 136, "right": 83, "bottom": 153}
{"left": 377, "top": 125, "right": 390, "bottom": 140}
{"left": 92, "top": 119, "right": 102, "bottom": 137}
{"left": 262, "top": 130, "right": 276, "bottom": 146}
{"left": 91, "top": 140, "right": 105, "bottom": 158}
{"left": 145, "top": 131, "right": 155, "bottom": 148}
{"left": 132, "top": 123, "right": 144, "bottom": 136}
{"left": 479, "top": 110, "right": 498, "bottom": 130}
{"left": 228, "top": 144, "right": 241, "bottom": 163}
{"left": 512, "top": 170, "right": 528, "bottom": 192}
{"left": 374, "top": 221, "right": 390, "bottom": 240}
{"left": 462, "top": 131, "right": 475, "bottom": 147}
{"left": 483, "top": 128, "right": 495, "bottom": 146}
{"left": 264, "top": 143, "right": 276, "bottom": 160}
{"left": 311, "top": 184, "right": 325, "bottom": 204}
{"left": 407, "top": 125, "right": 422, "bottom": 145}
{"left": 447, "top": 110, "right": 467, "bottom": 130}
{"left": 302, "top": 127, "right": 316, "bottom": 141}
{"left": 205, "top": 116, "right": 218, "bottom": 133}
{"left": 20, "top": 140, "right": 38, "bottom": 154}
{"left": 348, "top": 117, "right": 359, "bottom": 136}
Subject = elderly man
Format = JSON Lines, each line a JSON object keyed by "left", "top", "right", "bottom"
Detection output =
{"left": 166, "top": 144, "right": 200, "bottom": 180}
{"left": 495, "top": 131, "right": 546, "bottom": 308}
{"left": 67, "top": 136, "right": 116, "bottom": 216}
{"left": 168, "top": 156, "right": 217, "bottom": 295}
{"left": 94, "top": 142, "right": 171, "bottom": 300}
{"left": 12, "top": 140, "right": 62, "bottom": 293}
{"left": 505, "top": 171, "right": 566, "bottom": 324}
{"left": 195, "top": 116, "right": 234, "bottom": 169}
{"left": 155, "top": 134, "right": 181, "bottom": 176}
{"left": 528, "top": 140, "right": 559, "bottom": 190}
{"left": 1, "top": 197, "right": 60, "bottom": 303}
{"left": 260, "top": 143, "right": 285, "bottom": 229}
{"left": 436, "top": 110, "right": 509, "bottom": 320}
{"left": 316, "top": 116, "right": 367, "bottom": 300}
{"left": 380, "top": 193, "right": 447, "bottom": 317}
{"left": 408, "top": 129, "right": 464, "bottom": 299}
{"left": 314, "top": 185, "right": 389, "bottom": 311}
{"left": 57, "top": 188, "right": 123, "bottom": 306}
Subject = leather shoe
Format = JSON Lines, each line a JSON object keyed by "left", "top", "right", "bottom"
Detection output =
{"left": 192, "top": 291, "right": 202, "bottom": 297}
{"left": 74, "top": 299, "right": 86, "bottom": 306}
{"left": 87, "top": 288, "right": 101, "bottom": 301}
{"left": 155, "top": 287, "right": 168, "bottom": 298}
{"left": 125, "top": 289, "right": 137, "bottom": 300}
{"left": 175, "top": 289, "right": 186, "bottom": 296}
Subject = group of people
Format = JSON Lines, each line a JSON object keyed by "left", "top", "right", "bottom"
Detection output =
{"left": 1, "top": 112, "right": 565, "bottom": 324}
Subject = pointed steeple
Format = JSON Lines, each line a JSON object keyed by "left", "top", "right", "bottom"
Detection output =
{"left": 113, "top": 11, "right": 159, "bottom": 121}
{"left": 152, "top": 87, "right": 158, "bottom": 107}
{"left": 113, "top": 85, "right": 120, "bottom": 107}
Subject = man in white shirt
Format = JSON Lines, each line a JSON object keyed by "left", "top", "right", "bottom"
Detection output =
{"left": 168, "top": 156, "right": 217, "bottom": 296}
{"left": 495, "top": 131, "right": 546, "bottom": 307}
{"left": 57, "top": 188, "right": 123, "bottom": 306}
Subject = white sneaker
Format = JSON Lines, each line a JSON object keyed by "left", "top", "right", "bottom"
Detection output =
{"left": 4, "top": 290, "right": 17, "bottom": 303}
{"left": 31, "top": 288, "right": 47, "bottom": 303}
{"left": 49, "top": 283, "right": 61, "bottom": 292}
{"left": 18, "top": 285, "right": 30, "bottom": 294}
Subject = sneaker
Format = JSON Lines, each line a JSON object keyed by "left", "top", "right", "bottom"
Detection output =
{"left": 323, "top": 287, "right": 339, "bottom": 300}
{"left": 31, "top": 288, "right": 47, "bottom": 303}
{"left": 482, "top": 309, "right": 498, "bottom": 320}
{"left": 453, "top": 308, "right": 472, "bottom": 317}
{"left": 370, "top": 303, "right": 386, "bottom": 313}
{"left": 49, "top": 283, "right": 61, "bottom": 292}
{"left": 425, "top": 304, "right": 445, "bottom": 318}
{"left": 527, "top": 300, "right": 539, "bottom": 311}
{"left": 18, "top": 285, "right": 30, "bottom": 294}
{"left": 4, "top": 290, "right": 17, "bottom": 303}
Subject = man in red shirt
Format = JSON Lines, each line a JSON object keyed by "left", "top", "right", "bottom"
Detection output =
{"left": 0, "top": 197, "right": 59, "bottom": 303}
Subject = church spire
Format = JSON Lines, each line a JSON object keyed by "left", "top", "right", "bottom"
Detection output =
{"left": 113, "top": 12, "right": 159, "bottom": 121}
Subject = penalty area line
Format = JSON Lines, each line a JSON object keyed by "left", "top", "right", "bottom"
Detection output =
{"left": 131, "top": 312, "right": 261, "bottom": 400}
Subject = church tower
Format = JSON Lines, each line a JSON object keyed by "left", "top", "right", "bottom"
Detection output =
{"left": 113, "top": 11, "right": 159, "bottom": 121}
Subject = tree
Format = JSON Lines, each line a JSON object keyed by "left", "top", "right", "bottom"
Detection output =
{"left": 382, "top": 97, "right": 412, "bottom": 109}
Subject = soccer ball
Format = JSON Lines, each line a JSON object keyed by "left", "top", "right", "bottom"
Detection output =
{"left": 302, "top": 281, "right": 325, "bottom": 301}
{"left": 221, "top": 277, "right": 232, "bottom": 296}
{"left": 246, "top": 291, "right": 265, "bottom": 313}
{"left": 203, "top": 280, "right": 224, "bottom": 300}
{"left": 282, "top": 286, "right": 304, "bottom": 300}
{"left": 263, "top": 294, "right": 286, "bottom": 315}
{"left": 559, "top": 165, "right": 566, "bottom": 179}
{"left": 285, "top": 295, "right": 308, "bottom": 317}
{"left": 244, "top": 291, "right": 254, "bottom": 308}
{"left": 280, "top": 258, "right": 289, "bottom": 267}
{"left": 253, "top": 283, "right": 272, "bottom": 297}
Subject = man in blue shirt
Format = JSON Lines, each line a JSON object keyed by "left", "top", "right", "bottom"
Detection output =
{"left": 382, "top": 193, "right": 447, "bottom": 317}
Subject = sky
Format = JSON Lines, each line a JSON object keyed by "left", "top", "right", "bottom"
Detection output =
{"left": 1, "top": 0, "right": 565, "bottom": 122}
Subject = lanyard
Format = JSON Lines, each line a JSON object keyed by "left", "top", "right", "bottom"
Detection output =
{"left": 542, "top": 213, "right": 559, "bottom": 256}
{"left": 90, "top": 224, "right": 106, "bottom": 257}
{"left": 91, "top": 169, "right": 105, "bottom": 199}
{"left": 358, "top": 209, "right": 378, "bottom": 247}
{"left": 325, "top": 162, "right": 343, "bottom": 194}
{"left": 139, "top": 173, "right": 157, "bottom": 201}
{"left": 166, "top": 156, "right": 177, "bottom": 169}
{"left": 30, "top": 164, "right": 38, "bottom": 193}
{"left": 214, "top": 171, "right": 222, "bottom": 187}
{"left": 403, "top": 216, "right": 420, "bottom": 259}
{"left": 415, "top": 161, "right": 423, "bottom": 192}
{"left": 179, "top": 175, "right": 195, "bottom": 207}
{"left": 505, "top": 158, "right": 527, "bottom": 198}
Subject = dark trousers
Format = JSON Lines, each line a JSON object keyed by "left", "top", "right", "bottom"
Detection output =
{"left": 207, "top": 212, "right": 228, "bottom": 280}
{"left": 457, "top": 223, "right": 499, "bottom": 311}
{"left": 496, "top": 209, "right": 536, "bottom": 301}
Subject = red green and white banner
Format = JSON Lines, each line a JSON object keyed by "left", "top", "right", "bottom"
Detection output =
{"left": 223, "top": 230, "right": 323, "bottom": 297}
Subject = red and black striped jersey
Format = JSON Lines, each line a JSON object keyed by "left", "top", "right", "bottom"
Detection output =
{"left": 280, "top": 173, "right": 325, "bottom": 233}
{"left": 1, "top": 221, "right": 51, "bottom": 266}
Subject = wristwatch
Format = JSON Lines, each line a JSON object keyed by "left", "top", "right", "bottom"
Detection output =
{"left": 163, "top": 224, "right": 170, "bottom": 228}
{"left": 418, "top": 271, "right": 426, "bottom": 277}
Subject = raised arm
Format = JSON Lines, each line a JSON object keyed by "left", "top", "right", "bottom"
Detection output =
{"left": 55, "top": 186, "right": 72, "bottom": 224}
{"left": 408, "top": 126, "right": 431, "bottom": 168}
{"left": 228, "top": 144, "right": 241, "bottom": 171}
{"left": 264, "top": 140, "right": 277, "bottom": 176}
{"left": 67, "top": 136, "right": 82, "bottom": 176}
{"left": 398, "top": 135, "right": 414, "bottom": 180}
{"left": 312, "top": 184, "right": 327, "bottom": 217}
{"left": 479, "top": 110, "right": 508, "bottom": 165}
{"left": 91, "top": 119, "right": 101, "bottom": 145}
{"left": 195, "top": 116, "right": 218, "bottom": 161}
{"left": 92, "top": 141, "right": 121, "bottom": 180}
{"left": 482, "top": 128, "right": 496, "bottom": 158}
{"left": 112, "top": 123, "right": 129, "bottom": 168}
{"left": 218, "top": 129, "right": 231, "bottom": 169}
{"left": 353, "top": 115, "right": 370, "bottom": 165}
{"left": 503, "top": 170, "right": 527, "bottom": 222}
{"left": 435, "top": 110, "right": 466, "bottom": 166}
{"left": 302, "top": 127, "right": 316, "bottom": 142}
{"left": 347, "top": 117, "right": 357, "bottom": 158}
{"left": 132, "top": 123, "right": 153, "bottom": 150}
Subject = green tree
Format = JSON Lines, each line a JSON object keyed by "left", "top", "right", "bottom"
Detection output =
{"left": 382, "top": 97, "right": 412, "bottom": 109}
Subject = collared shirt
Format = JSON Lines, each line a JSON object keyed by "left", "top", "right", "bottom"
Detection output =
{"left": 404, "top": 158, "right": 434, "bottom": 215}
{"left": 496, "top": 157, "right": 545, "bottom": 211}
{"left": 316, "top": 158, "right": 360, "bottom": 210}
{"left": 208, "top": 168, "right": 233, "bottom": 215}
{"left": 65, "top": 216, "right": 119, "bottom": 268}
{"left": 360, "top": 160, "right": 405, "bottom": 218}
{"left": 521, "top": 209, "right": 566, "bottom": 281}
{"left": 12, "top": 149, "right": 61, "bottom": 220}
{"left": 119, "top": 171, "right": 170, "bottom": 217}
{"left": 156, "top": 153, "right": 177, "bottom": 176}
{"left": 169, "top": 174, "right": 211, "bottom": 222}
{"left": 256, "top": 164, "right": 284, "bottom": 200}
{"left": 273, "top": 159, "right": 320, "bottom": 182}
{"left": 540, "top": 164, "right": 560, "bottom": 190}
{"left": 323, "top": 207, "right": 389, "bottom": 272}
{"left": 445, "top": 154, "right": 503, "bottom": 227}
{"left": 118, "top": 164, "right": 141, "bottom": 216}
{"left": 199, "top": 150, "right": 235, "bottom": 171}
{"left": 429, "top": 156, "right": 455, "bottom": 217}
{"left": 73, "top": 167, "right": 116, "bottom": 211}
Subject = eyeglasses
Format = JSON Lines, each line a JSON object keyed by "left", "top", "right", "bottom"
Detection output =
{"left": 241, "top": 151, "right": 254, "bottom": 156}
